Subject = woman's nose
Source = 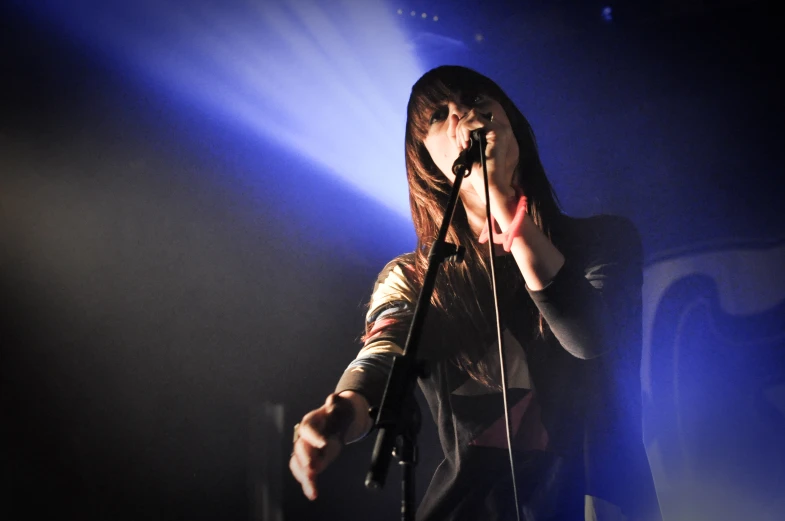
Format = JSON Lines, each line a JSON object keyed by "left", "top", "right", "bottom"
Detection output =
{"left": 447, "top": 104, "right": 465, "bottom": 137}
{"left": 449, "top": 102, "right": 467, "bottom": 120}
{"left": 447, "top": 113, "right": 459, "bottom": 137}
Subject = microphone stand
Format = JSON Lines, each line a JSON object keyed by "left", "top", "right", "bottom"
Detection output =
{"left": 364, "top": 162, "right": 469, "bottom": 521}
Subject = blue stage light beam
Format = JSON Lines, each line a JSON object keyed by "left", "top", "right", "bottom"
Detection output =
{"left": 22, "top": 0, "right": 424, "bottom": 219}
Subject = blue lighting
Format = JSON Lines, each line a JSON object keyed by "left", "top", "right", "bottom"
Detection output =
{"left": 21, "top": 0, "right": 424, "bottom": 219}
{"left": 601, "top": 6, "right": 613, "bottom": 23}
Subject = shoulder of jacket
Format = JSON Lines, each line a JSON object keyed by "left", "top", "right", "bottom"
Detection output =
{"left": 376, "top": 252, "right": 416, "bottom": 281}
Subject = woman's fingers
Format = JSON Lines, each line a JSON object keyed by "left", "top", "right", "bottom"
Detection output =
{"left": 289, "top": 450, "right": 318, "bottom": 500}
{"left": 293, "top": 434, "right": 336, "bottom": 474}
{"left": 290, "top": 435, "right": 343, "bottom": 500}
{"left": 289, "top": 398, "right": 350, "bottom": 501}
{"left": 291, "top": 428, "right": 330, "bottom": 500}
{"left": 297, "top": 412, "right": 328, "bottom": 450}
{"left": 457, "top": 109, "right": 494, "bottom": 144}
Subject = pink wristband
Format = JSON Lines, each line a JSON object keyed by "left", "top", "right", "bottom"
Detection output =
{"left": 478, "top": 189, "right": 528, "bottom": 252}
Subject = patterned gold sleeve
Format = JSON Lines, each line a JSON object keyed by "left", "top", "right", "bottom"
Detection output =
{"left": 335, "top": 253, "right": 417, "bottom": 406}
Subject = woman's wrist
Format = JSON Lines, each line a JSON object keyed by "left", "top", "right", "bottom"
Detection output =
{"left": 334, "top": 391, "right": 371, "bottom": 443}
{"left": 479, "top": 187, "right": 528, "bottom": 250}
{"left": 488, "top": 187, "right": 518, "bottom": 229}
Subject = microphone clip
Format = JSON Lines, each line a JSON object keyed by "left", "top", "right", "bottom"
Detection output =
{"left": 451, "top": 128, "right": 486, "bottom": 177}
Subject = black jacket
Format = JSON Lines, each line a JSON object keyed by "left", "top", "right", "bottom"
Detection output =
{"left": 336, "top": 215, "right": 660, "bottom": 521}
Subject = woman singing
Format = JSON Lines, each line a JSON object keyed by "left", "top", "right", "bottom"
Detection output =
{"left": 289, "top": 65, "right": 660, "bottom": 521}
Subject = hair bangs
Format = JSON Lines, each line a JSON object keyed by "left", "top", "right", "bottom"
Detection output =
{"left": 406, "top": 79, "right": 452, "bottom": 143}
{"left": 406, "top": 66, "right": 501, "bottom": 143}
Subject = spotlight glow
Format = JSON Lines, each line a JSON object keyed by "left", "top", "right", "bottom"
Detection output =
{"left": 23, "top": 0, "right": 424, "bottom": 219}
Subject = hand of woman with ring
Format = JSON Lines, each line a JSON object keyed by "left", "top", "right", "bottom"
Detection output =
{"left": 426, "top": 97, "right": 520, "bottom": 234}
{"left": 289, "top": 392, "right": 369, "bottom": 500}
{"left": 455, "top": 104, "right": 518, "bottom": 207}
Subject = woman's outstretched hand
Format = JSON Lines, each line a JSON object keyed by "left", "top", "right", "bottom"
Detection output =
{"left": 289, "top": 391, "right": 371, "bottom": 500}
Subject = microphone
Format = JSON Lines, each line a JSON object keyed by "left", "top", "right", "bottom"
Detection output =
{"left": 451, "top": 129, "right": 486, "bottom": 177}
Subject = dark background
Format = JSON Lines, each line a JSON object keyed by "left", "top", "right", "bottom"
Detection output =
{"left": 2, "top": 1, "right": 783, "bottom": 520}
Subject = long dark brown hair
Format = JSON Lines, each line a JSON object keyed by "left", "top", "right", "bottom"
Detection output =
{"left": 378, "top": 66, "right": 562, "bottom": 389}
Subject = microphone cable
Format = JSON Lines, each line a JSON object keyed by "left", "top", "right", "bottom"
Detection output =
{"left": 453, "top": 127, "right": 523, "bottom": 521}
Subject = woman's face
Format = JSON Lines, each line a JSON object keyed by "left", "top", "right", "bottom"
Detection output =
{"left": 421, "top": 94, "right": 518, "bottom": 188}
